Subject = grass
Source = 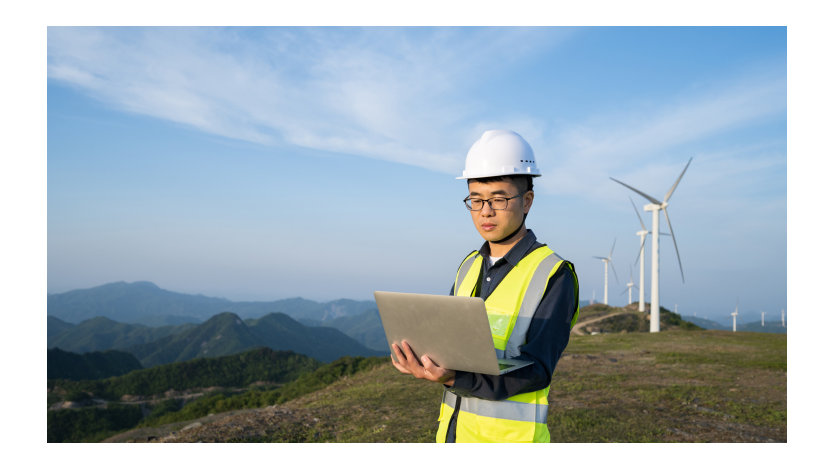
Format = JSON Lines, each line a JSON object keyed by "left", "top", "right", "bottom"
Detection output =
{"left": 110, "top": 329, "right": 786, "bottom": 443}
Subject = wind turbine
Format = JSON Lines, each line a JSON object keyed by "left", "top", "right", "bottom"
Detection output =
{"left": 761, "top": 311, "right": 766, "bottom": 327}
{"left": 611, "top": 157, "right": 692, "bottom": 332}
{"left": 782, "top": 309, "right": 786, "bottom": 327}
{"left": 621, "top": 269, "right": 635, "bottom": 306}
{"left": 731, "top": 301, "right": 739, "bottom": 332}
{"left": 593, "top": 239, "right": 619, "bottom": 305}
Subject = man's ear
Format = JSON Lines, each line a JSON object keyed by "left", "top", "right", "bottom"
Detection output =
{"left": 523, "top": 190, "right": 534, "bottom": 214}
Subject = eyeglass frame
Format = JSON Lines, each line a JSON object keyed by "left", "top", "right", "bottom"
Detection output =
{"left": 463, "top": 194, "right": 523, "bottom": 211}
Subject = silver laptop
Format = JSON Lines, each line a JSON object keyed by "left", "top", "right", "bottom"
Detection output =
{"left": 374, "top": 291, "right": 533, "bottom": 375}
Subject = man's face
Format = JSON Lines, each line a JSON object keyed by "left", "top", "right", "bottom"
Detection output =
{"left": 467, "top": 179, "right": 533, "bottom": 243}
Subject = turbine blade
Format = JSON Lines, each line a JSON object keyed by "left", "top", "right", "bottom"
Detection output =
{"left": 593, "top": 256, "right": 606, "bottom": 260}
{"left": 664, "top": 157, "right": 693, "bottom": 203}
{"left": 610, "top": 177, "right": 662, "bottom": 205}
{"left": 635, "top": 235, "right": 646, "bottom": 266}
{"left": 630, "top": 197, "right": 647, "bottom": 231}
{"left": 663, "top": 209, "right": 685, "bottom": 283}
{"left": 609, "top": 238, "right": 617, "bottom": 258}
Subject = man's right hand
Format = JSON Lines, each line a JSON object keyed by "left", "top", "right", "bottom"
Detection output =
{"left": 391, "top": 340, "right": 455, "bottom": 386}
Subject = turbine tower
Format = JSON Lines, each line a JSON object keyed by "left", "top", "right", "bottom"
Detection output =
{"left": 731, "top": 301, "right": 739, "bottom": 332}
{"left": 761, "top": 311, "right": 766, "bottom": 327}
{"left": 629, "top": 197, "right": 649, "bottom": 313}
{"left": 611, "top": 157, "right": 691, "bottom": 332}
{"left": 621, "top": 269, "right": 635, "bottom": 306}
{"left": 782, "top": 309, "right": 785, "bottom": 327}
{"left": 593, "top": 239, "right": 619, "bottom": 305}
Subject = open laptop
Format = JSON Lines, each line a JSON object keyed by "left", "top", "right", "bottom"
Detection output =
{"left": 374, "top": 291, "right": 533, "bottom": 375}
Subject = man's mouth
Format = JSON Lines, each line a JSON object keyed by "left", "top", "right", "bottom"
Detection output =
{"left": 481, "top": 223, "right": 497, "bottom": 231}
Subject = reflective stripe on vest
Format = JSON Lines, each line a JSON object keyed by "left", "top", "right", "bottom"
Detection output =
{"left": 437, "top": 245, "right": 567, "bottom": 443}
{"left": 442, "top": 388, "right": 548, "bottom": 424}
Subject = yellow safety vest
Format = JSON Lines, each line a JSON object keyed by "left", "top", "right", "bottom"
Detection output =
{"left": 436, "top": 246, "right": 579, "bottom": 443}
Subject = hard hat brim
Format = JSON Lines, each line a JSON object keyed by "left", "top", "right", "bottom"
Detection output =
{"left": 456, "top": 168, "right": 542, "bottom": 180}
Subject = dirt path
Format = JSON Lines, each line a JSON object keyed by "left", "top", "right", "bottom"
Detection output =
{"left": 571, "top": 309, "right": 636, "bottom": 335}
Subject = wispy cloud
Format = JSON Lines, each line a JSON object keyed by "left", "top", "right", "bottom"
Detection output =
{"left": 48, "top": 26, "right": 568, "bottom": 174}
{"left": 537, "top": 69, "right": 786, "bottom": 200}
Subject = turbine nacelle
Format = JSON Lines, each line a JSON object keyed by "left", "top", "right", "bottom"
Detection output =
{"left": 643, "top": 202, "right": 667, "bottom": 211}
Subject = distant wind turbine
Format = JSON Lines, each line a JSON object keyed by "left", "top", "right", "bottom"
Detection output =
{"left": 621, "top": 269, "right": 635, "bottom": 306}
{"left": 611, "top": 157, "right": 692, "bottom": 332}
{"left": 761, "top": 311, "right": 766, "bottom": 327}
{"left": 731, "top": 301, "right": 739, "bottom": 332}
{"left": 629, "top": 197, "right": 649, "bottom": 313}
{"left": 593, "top": 239, "right": 619, "bottom": 305}
{"left": 782, "top": 309, "right": 786, "bottom": 328}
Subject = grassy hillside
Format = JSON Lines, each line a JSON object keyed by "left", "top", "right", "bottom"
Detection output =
{"left": 109, "top": 329, "right": 785, "bottom": 443}
{"left": 47, "top": 348, "right": 325, "bottom": 442}
{"left": 572, "top": 303, "right": 701, "bottom": 335}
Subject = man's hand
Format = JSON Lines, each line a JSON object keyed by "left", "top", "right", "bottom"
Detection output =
{"left": 391, "top": 340, "right": 455, "bottom": 386}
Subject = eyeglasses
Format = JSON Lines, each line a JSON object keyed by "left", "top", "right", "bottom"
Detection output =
{"left": 463, "top": 194, "right": 522, "bottom": 211}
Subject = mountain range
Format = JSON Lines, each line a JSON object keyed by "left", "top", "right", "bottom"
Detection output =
{"left": 49, "top": 311, "right": 386, "bottom": 367}
{"left": 48, "top": 281, "right": 378, "bottom": 326}
{"left": 48, "top": 281, "right": 388, "bottom": 351}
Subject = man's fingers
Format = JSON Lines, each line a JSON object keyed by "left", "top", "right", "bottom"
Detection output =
{"left": 391, "top": 343, "right": 406, "bottom": 362}
{"left": 401, "top": 341, "right": 422, "bottom": 366}
{"left": 403, "top": 341, "right": 415, "bottom": 363}
{"left": 421, "top": 354, "right": 438, "bottom": 367}
{"left": 391, "top": 355, "right": 410, "bottom": 374}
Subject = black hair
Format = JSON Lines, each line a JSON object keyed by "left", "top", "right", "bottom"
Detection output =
{"left": 468, "top": 175, "right": 533, "bottom": 194}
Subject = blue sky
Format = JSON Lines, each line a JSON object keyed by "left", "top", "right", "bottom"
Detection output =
{"left": 46, "top": 26, "right": 787, "bottom": 323}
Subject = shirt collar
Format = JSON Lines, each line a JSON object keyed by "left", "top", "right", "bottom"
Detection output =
{"left": 477, "top": 229, "right": 538, "bottom": 267}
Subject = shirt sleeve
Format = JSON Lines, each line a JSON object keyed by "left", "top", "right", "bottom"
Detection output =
{"left": 447, "top": 262, "right": 577, "bottom": 400}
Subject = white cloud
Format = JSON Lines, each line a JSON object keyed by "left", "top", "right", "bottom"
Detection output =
{"left": 537, "top": 69, "right": 786, "bottom": 201}
{"left": 47, "top": 26, "right": 568, "bottom": 174}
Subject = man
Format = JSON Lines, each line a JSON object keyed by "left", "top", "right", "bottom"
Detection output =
{"left": 391, "top": 129, "right": 580, "bottom": 443}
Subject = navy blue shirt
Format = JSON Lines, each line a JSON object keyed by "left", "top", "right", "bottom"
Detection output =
{"left": 443, "top": 230, "right": 578, "bottom": 442}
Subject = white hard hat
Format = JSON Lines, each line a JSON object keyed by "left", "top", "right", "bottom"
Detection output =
{"left": 457, "top": 129, "right": 541, "bottom": 180}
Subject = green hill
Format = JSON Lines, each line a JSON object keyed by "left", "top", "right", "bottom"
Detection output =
{"left": 48, "top": 348, "right": 144, "bottom": 380}
{"left": 47, "top": 349, "right": 373, "bottom": 442}
{"left": 48, "top": 316, "right": 194, "bottom": 353}
{"left": 127, "top": 312, "right": 384, "bottom": 367}
{"left": 248, "top": 313, "right": 384, "bottom": 362}
{"left": 309, "top": 309, "right": 387, "bottom": 351}
{"left": 572, "top": 303, "right": 702, "bottom": 335}
{"left": 48, "top": 347, "right": 320, "bottom": 402}
{"left": 47, "top": 316, "right": 75, "bottom": 339}
{"left": 125, "top": 312, "right": 260, "bottom": 367}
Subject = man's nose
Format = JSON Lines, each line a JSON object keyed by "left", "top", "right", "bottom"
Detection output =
{"left": 479, "top": 201, "right": 495, "bottom": 216}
